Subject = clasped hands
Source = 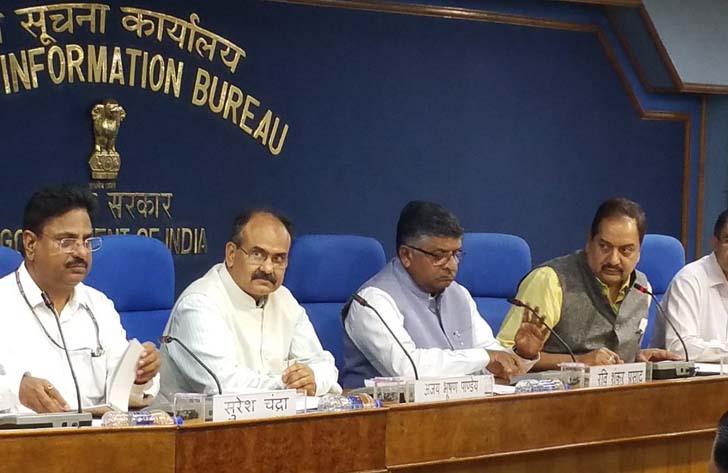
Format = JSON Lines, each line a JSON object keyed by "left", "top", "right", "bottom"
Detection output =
{"left": 282, "top": 363, "right": 316, "bottom": 396}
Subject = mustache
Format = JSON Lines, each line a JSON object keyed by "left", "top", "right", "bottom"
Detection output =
{"left": 601, "top": 264, "right": 622, "bottom": 272}
{"left": 251, "top": 270, "right": 276, "bottom": 284}
{"left": 65, "top": 258, "right": 87, "bottom": 269}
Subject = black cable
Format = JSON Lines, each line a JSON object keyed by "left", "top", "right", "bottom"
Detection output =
{"left": 41, "top": 294, "right": 83, "bottom": 414}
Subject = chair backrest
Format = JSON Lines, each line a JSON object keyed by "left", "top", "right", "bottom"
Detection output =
{"left": 455, "top": 233, "right": 532, "bottom": 333}
{"left": 636, "top": 234, "right": 685, "bottom": 348}
{"left": 84, "top": 235, "right": 175, "bottom": 345}
{"left": 0, "top": 246, "right": 23, "bottom": 278}
{"left": 284, "top": 235, "right": 387, "bottom": 372}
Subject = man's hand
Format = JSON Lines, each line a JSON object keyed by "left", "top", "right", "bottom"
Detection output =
{"left": 282, "top": 363, "right": 316, "bottom": 396}
{"left": 19, "top": 375, "right": 70, "bottom": 413}
{"left": 576, "top": 347, "right": 623, "bottom": 366}
{"left": 513, "top": 306, "right": 549, "bottom": 360}
{"left": 135, "top": 342, "right": 161, "bottom": 385}
{"left": 636, "top": 348, "right": 682, "bottom": 363}
{"left": 486, "top": 350, "right": 527, "bottom": 382}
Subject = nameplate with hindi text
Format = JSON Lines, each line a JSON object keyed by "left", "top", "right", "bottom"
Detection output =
{"left": 587, "top": 362, "right": 647, "bottom": 388}
{"left": 413, "top": 375, "right": 493, "bottom": 403}
{"left": 212, "top": 390, "right": 297, "bottom": 422}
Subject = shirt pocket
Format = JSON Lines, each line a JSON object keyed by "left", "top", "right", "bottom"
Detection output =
{"left": 69, "top": 350, "right": 108, "bottom": 403}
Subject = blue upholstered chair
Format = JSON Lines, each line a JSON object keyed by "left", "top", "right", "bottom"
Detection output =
{"left": 455, "top": 233, "right": 532, "bottom": 333}
{"left": 636, "top": 234, "right": 685, "bottom": 348}
{"left": 84, "top": 235, "right": 175, "bottom": 345}
{"left": 284, "top": 235, "right": 387, "bottom": 372}
{"left": 0, "top": 246, "right": 23, "bottom": 278}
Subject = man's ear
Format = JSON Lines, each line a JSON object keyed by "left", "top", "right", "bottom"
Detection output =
{"left": 224, "top": 242, "right": 238, "bottom": 268}
{"left": 22, "top": 230, "right": 38, "bottom": 262}
{"left": 398, "top": 245, "right": 412, "bottom": 268}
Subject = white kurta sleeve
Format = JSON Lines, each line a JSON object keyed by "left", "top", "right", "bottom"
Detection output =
{"left": 0, "top": 346, "right": 25, "bottom": 412}
{"left": 166, "top": 293, "right": 284, "bottom": 394}
{"left": 344, "top": 287, "right": 490, "bottom": 379}
{"left": 663, "top": 274, "right": 728, "bottom": 361}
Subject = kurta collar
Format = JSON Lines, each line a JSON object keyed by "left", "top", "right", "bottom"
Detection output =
{"left": 392, "top": 257, "right": 440, "bottom": 301}
{"left": 17, "top": 262, "right": 84, "bottom": 313}
{"left": 706, "top": 252, "right": 728, "bottom": 288}
{"left": 219, "top": 263, "right": 268, "bottom": 310}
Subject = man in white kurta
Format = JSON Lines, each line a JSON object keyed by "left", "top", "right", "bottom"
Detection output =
{"left": 0, "top": 185, "right": 160, "bottom": 413}
{"left": 0, "top": 263, "right": 158, "bottom": 412}
{"left": 160, "top": 211, "right": 340, "bottom": 400}
{"left": 654, "top": 211, "right": 728, "bottom": 361}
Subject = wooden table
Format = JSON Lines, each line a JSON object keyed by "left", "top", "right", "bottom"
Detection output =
{"left": 3, "top": 376, "right": 726, "bottom": 473}
{"left": 386, "top": 376, "right": 728, "bottom": 472}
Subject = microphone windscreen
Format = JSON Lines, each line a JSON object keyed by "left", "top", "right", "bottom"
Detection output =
{"left": 352, "top": 294, "right": 368, "bottom": 307}
{"left": 632, "top": 283, "right": 651, "bottom": 295}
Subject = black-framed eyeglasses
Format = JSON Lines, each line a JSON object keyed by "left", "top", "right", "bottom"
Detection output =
{"left": 236, "top": 245, "right": 289, "bottom": 268}
{"left": 404, "top": 244, "right": 464, "bottom": 266}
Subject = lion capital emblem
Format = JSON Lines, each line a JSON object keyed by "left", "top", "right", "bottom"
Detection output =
{"left": 88, "top": 99, "right": 126, "bottom": 180}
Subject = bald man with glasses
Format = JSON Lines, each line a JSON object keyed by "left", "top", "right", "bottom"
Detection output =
{"left": 342, "top": 201, "right": 548, "bottom": 389}
{"left": 160, "top": 210, "right": 341, "bottom": 400}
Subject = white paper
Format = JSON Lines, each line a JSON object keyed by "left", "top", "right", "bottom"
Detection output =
{"left": 493, "top": 384, "right": 516, "bottom": 395}
{"left": 296, "top": 396, "right": 319, "bottom": 412}
{"left": 695, "top": 363, "right": 722, "bottom": 374}
{"left": 84, "top": 339, "right": 143, "bottom": 412}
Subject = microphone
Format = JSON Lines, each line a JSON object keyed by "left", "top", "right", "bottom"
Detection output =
{"left": 41, "top": 293, "right": 83, "bottom": 414}
{"left": 507, "top": 298, "right": 577, "bottom": 363}
{"left": 159, "top": 335, "right": 223, "bottom": 395}
{"left": 632, "top": 283, "right": 690, "bottom": 362}
{"left": 350, "top": 294, "right": 419, "bottom": 381}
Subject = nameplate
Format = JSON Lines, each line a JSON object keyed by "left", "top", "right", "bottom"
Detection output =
{"left": 587, "top": 362, "right": 647, "bottom": 388}
{"left": 413, "top": 375, "right": 493, "bottom": 403}
{"left": 212, "top": 390, "right": 297, "bottom": 422}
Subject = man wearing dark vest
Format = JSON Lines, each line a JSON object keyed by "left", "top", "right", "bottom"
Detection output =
{"left": 342, "top": 201, "right": 548, "bottom": 389}
{"left": 497, "top": 197, "right": 679, "bottom": 370}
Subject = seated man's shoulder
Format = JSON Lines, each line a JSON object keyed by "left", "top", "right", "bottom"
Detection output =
{"left": 173, "top": 288, "right": 221, "bottom": 317}
{"left": 0, "top": 270, "right": 18, "bottom": 292}
{"left": 682, "top": 254, "right": 714, "bottom": 279}
{"left": 662, "top": 256, "right": 710, "bottom": 289}
{"left": 521, "top": 265, "right": 559, "bottom": 287}
{"left": 174, "top": 267, "right": 229, "bottom": 304}
{"left": 357, "top": 285, "right": 398, "bottom": 304}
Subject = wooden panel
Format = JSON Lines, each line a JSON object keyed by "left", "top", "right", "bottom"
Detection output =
{"left": 390, "top": 433, "right": 714, "bottom": 473}
{"left": 386, "top": 377, "right": 728, "bottom": 469}
{"left": 176, "top": 409, "right": 387, "bottom": 473}
{"left": 0, "top": 426, "right": 176, "bottom": 473}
